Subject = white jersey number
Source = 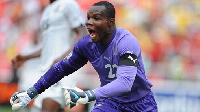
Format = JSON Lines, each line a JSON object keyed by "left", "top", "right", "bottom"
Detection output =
{"left": 105, "top": 64, "right": 118, "bottom": 78}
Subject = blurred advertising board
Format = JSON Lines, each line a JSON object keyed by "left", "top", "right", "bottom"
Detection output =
{"left": 152, "top": 79, "right": 200, "bottom": 112}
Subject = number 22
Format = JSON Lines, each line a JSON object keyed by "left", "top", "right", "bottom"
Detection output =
{"left": 105, "top": 64, "right": 118, "bottom": 78}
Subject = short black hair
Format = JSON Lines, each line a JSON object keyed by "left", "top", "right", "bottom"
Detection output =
{"left": 93, "top": 1, "right": 115, "bottom": 19}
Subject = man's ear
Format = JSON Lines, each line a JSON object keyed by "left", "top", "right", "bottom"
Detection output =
{"left": 108, "top": 18, "right": 115, "bottom": 26}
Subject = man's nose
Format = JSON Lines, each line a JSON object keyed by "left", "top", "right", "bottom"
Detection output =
{"left": 86, "top": 19, "right": 93, "bottom": 26}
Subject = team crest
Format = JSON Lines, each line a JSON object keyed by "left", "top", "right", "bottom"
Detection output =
{"left": 97, "top": 103, "right": 104, "bottom": 107}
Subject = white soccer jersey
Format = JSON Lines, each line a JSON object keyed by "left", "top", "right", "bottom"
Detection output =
{"left": 33, "top": 0, "right": 86, "bottom": 109}
{"left": 40, "top": 0, "right": 85, "bottom": 72}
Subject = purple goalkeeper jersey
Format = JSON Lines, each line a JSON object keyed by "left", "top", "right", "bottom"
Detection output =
{"left": 33, "top": 28, "right": 153, "bottom": 103}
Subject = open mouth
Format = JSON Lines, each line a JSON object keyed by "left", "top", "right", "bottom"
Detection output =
{"left": 87, "top": 28, "right": 97, "bottom": 39}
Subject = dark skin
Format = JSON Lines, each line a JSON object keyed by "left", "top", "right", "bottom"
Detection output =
{"left": 86, "top": 5, "right": 116, "bottom": 44}
{"left": 42, "top": 99, "right": 61, "bottom": 112}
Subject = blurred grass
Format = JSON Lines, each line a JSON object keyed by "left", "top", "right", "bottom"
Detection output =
{"left": 0, "top": 105, "right": 13, "bottom": 112}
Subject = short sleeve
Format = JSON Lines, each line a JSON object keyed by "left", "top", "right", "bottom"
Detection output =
{"left": 63, "top": 1, "right": 85, "bottom": 28}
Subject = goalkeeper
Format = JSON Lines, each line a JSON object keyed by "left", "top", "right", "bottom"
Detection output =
{"left": 10, "top": 1, "right": 158, "bottom": 112}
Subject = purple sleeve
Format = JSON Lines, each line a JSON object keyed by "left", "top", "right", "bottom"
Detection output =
{"left": 118, "top": 34, "right": 140, "bottom": 57}
{"left": 33, "top": 43, "right": 88, "bottom": 94}
{"left": 94, "top": 65, "right": 137, "bottom": 99}
{"left": 33, "top": 60, "right": 76, "bottom": 94}
{"left": 94, "top": 33, "right": 140, "bottom": 99}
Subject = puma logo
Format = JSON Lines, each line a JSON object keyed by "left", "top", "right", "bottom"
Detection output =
{"left": 104, "top": 56, "right": 110, "bottom": 62}
{"left": 128, "top": 55, "right": 137, "bottom": 63}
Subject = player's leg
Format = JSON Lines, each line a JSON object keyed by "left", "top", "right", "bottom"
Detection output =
{"left": 42, "top": 98, "right": 63, "bottom": 112}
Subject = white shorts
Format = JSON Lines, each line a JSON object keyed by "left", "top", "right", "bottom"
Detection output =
{"left": 33, "top": 68, "right": 84, "bottom": 109}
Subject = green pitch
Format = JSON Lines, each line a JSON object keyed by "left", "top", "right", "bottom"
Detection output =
{"left": 0, "top": 105, "right": 13, "bottom": 112}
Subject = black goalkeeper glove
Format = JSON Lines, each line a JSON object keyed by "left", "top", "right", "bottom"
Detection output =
{"left": 62, "top": 87, "right": 96, "bottom": 109}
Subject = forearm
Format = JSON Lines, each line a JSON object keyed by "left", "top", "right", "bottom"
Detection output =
{"left": 94, "top": 66, "right": 137, "bottom": 100}
{"left": 24, "top": 49, "right": 41, "bottom": 60}
{"left": 33, "top": 59, "right": 77, "bottom": 94}
{"left": 33, "top": 46, "right": 88, "bottom": 94}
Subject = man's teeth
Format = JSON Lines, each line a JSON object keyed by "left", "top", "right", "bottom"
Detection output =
{"left": 90, "top": 34, "right": 96, "bottom": 37}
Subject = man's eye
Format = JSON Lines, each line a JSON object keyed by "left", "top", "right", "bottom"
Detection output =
{"left": 94, "top": 17, "right": 99, "bottom": 20}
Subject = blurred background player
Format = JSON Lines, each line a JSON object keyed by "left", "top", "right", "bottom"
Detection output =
{"left": 11, "top": 0, "right": 87, "bottom": 112}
